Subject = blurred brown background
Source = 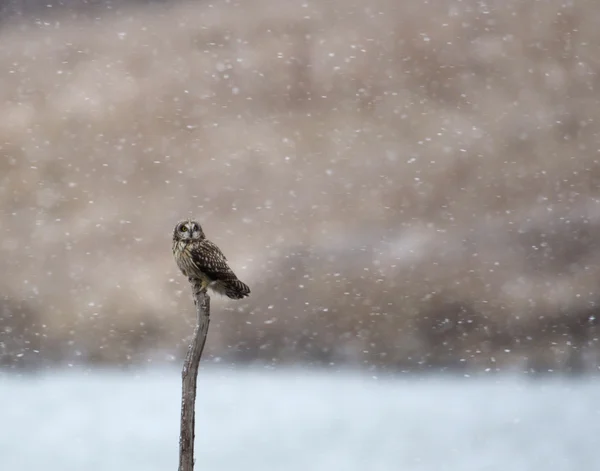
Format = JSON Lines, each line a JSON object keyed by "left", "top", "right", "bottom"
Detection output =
{"left": 1, "top": 0, "right": 600, "bottom": 373}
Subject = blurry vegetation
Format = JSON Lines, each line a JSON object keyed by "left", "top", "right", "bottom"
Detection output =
{"left": 1, "top": 0, "right": 600, "bottom": 372}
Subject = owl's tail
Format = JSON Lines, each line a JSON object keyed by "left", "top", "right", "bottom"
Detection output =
{"left": 212, "top": 279, "right": 251, "bottom": 299}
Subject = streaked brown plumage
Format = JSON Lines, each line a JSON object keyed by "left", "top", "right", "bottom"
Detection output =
{"left": 172, "top": 219, "right": 250, "bottom": 299}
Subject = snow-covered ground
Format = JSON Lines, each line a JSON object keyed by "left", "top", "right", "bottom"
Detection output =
{"left": 0, "top": 367, "right": 598, "bottom": 471}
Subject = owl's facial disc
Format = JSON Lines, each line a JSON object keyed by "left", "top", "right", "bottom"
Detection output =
{"left": 178, "top": 222, "right": 191, "bottom": 240}
{"left": 174, "top": 219, "right": 203, "bottom": 241}
{"left": 190, "top": 221, "right": 202, "bottom": 239}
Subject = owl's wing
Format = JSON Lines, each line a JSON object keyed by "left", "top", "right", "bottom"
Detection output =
{"left": 191, "top": 240, "right": 237, "bottom": 280}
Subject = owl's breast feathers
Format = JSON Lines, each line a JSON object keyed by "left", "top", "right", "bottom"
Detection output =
{"left": 172, "top": 239, "right": 196, "bottom": 279}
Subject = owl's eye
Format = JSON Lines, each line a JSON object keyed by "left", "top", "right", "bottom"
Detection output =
{"left": 180, "top": 225, "right": 188, "bottom": 232}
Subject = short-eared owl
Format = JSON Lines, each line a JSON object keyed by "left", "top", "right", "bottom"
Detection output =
{"left": 172, "top": 219, "right": 250, "bottom": 299}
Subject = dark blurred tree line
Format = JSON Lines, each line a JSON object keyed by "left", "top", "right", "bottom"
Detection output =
{"left": 0, "top": 0, "right": 176, "bottom": 21}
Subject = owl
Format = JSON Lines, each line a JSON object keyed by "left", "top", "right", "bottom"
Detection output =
{"left": 172, "top": 219, "right": 251, "bottom": 299}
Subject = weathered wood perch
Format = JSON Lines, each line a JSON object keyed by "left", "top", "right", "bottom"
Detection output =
{"left": 178, "top": 279, "right": 211, "bottom": 471}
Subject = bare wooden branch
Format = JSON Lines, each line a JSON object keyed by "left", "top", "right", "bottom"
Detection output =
{"left": 178, "top": 279, "right": 211, "bottom": 471}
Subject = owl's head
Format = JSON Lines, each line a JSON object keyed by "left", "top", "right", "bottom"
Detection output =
{"left": 173, "top": 219, "right": 205, "bottom": 242}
